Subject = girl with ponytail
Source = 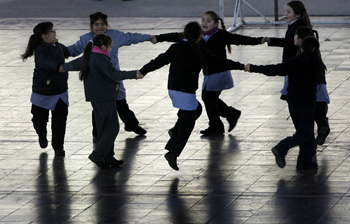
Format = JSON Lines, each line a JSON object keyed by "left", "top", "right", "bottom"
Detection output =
{"left": 67, "top": 12, "right": 154, "bottom": 138}
{"left": 21, "top": 22, "right": 70, "bottom": 156}
{"left": 139, "top": 21, "right": 246, "bottom": 171}
{"left": 62, "top": 34, "right": 143, "bottom": 169}
{"left": 294, "top": 26, "right": 330, "bottom": 145}
{"left": 154, "top": 11, "right": 266, "bottom": 136}
{"left": 263, "top": 1, "right": 313, "bottom": 100}
{"left": 245, "top": 36, "right": 324, "bottom": 170}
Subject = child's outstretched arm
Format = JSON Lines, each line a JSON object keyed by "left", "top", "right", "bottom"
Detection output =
{"left": 139, "top": 45, "right": 173, "bottom": 76}
{"left": 225, "top": 32, "right": 266, "bottom": 46}
{"left": 202, "top": 47, "right": 244, "bottom": 73}
{"left": 61, "top": 57, "right": 83, "bottom": 72}
{"left": 155, "top": 32, "right": 183, "bottom": 43}
{"left": 245, "top": 55, "right": 302, "bottom": 77}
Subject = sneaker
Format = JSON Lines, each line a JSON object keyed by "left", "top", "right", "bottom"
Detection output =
{"left": 54, "top": 149, "right": 65, "bottom": 157}
{"left": 227, "top": 109, "right": 241, "bottom": 132}
{"left": 315, "top": 126, "right": 330, "bottom": 146}
{"left": 200, "top": 128, "right": 224, "bottom": 136}
{"left": 271, "top": 147, "right": 286, "bottom": 168}
{"left": 165, "top": 152, "right": 179, "bottom": 171}
{"left": 125, "top": 125, "right": 147, "bottom": 135}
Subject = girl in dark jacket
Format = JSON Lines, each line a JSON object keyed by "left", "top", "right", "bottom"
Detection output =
{"left": 21, "top": 22, "right": 70, "bottom": 156}
{"left": 245, "top": 37, "right": 324, "bottom": 170}
{"left": 140, "top": 21, "right": 245, "bottom": 171}
{"left": 62, "top": 34, "right": 143, "bottom": 169}
{"left": 154, "top": 11, "right": 265, "bottom": 136}
{"left": 264, "top": 0, "right": 312, "bottom": 100}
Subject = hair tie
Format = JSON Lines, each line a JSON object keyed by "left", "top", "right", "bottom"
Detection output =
{"left": 89, "top": 40, "right": 94, "bottom": 45}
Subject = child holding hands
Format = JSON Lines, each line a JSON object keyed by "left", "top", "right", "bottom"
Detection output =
{"left": 62, "top": 34, "right": 143, "bottom": 169}
{"left": 245, "top": 36, "right": 325, "bottom": 170}
{"left": 21, "top": 22, "right": 70, "bottom": 156}
{"left": 263, "top": 0, "right": 313, "bottom": 100}
{"left": 294, "top": 27, "right": 330, "bottom": 145}
{"left": 154, "top": 11, "right": 265, "bottom": 136}
{"left": 139, "top": 21, "right": 246, "bottom": 171}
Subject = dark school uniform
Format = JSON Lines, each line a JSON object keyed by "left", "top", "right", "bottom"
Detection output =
{"left": 63, "top": 51, "right": 137, "bottom": 166}
{"left": 31, "top": 41, "right": 70, "bottom": 153}
{"left": 140, "top": 40, "right": 244, "bottom": 158}
{"left": 156, "top": 30, "right": 263, "bottom": 133}
{"left": 249, "top": 52, "right": 324, "bottom": 169}
{"left": 268, "top": 18, "right": 307, "bottom": 99}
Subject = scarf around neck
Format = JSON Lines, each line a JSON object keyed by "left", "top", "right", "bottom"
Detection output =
{"left": 91, "top": 46, "right": 110, "bottom": 57}
{"left": 202, "top": 24, "right": 219, "bottom": 36}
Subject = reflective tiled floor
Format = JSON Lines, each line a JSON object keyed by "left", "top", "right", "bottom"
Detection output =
{"left": 1, "top": 17, "right": 350, "bottom": 223}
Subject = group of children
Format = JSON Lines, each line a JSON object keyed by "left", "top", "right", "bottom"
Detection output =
{"left": 22, "top": 0, "right": 330, "bottom": 171}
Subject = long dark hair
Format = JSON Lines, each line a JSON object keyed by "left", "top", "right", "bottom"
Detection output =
{"left": 202, "top": 10, "right": 231, "bottom": 53}
{"left": 287, "top": 1, "right": 312, "bottom": 28}
{"left": 89, "top": 12, "right": 109, "bottom": 30}
{"left": 184, "top": 21, "right": 209, "bottom": 73}
{"left": 301, "top": 36, "right": 321, "bottom": 85}
{"left": 79, "top": 34, "right": 113, "bottom": 81}
{"left": 21, "top": 22, "right": 53, "bottom": 61}
{"left": 296, "top": 26, "right": 326, "bottom": 71}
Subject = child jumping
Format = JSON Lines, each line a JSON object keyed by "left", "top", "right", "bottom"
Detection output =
{"left": 139, "top": 21, "right": 245, "bottom": 171}
{"left": 154, "top": 11, "right": 265, "bottom": 136}
{"left": 246, "top": 36, "right": 325, "bottom": 170}
{"left": 62, "top": 34, "right": 143, "bottom": 169}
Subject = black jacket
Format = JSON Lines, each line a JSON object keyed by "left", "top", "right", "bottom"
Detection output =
{"left": 140, "top": 41, "right": 244, "bottom": 94}
{"left": 269, "top": 19, "right": 306, "bottom": 62}
{"left": 32, "top": 42, "right": 70, "bottom": 95}
{"left": 156, "top": 30, "right": 262, "bottom": 74}
{"left": 62, "top": 53, "right": 136, "bottom": 102}
{"left": 250, "top": 52, "right": 324, "bottom": 109}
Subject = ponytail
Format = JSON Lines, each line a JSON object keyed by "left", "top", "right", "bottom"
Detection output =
{"left": 79, "top": 34, "right": 113, "bottom": 81}
{"left": 79, "top": 42, "right": 93, "bottom": 81}
{"left": 184, "top": 21, "right": 209, "bottom": 74}
{"left": 287, "top": 1, "right": 312, "bottom": 28}
{"left": 21, "top": 22, "right": 53, "bottom": 61}
{"left": 218, "top": 17, "right": 232, "bottom": 54}
{"left": 301, "top": 37, "right": 321, "bottom": 85}
{"left": 21, "top": 34, "right": 42, "bottom": 61}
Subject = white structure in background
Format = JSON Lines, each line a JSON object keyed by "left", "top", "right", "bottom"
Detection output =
{"left": 219, "top": 0, "right": 350, "bottom": 32}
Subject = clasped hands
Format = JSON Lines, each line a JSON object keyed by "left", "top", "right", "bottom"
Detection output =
{"left": 244, "top": 64, "right": 251, "bottom": 73}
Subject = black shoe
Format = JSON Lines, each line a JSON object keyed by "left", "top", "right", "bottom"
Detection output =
{"left": 297, "top": 163, "right": 318, "bottom": 170}
{"left": 88, "top": 155, "right": 110, "bottom": 169}
{"left": 54, "top": 149, "right": 65, "bottom": 156}
{"left": 165, "top": 152, "right": 179, "bottom": 171}
{"left": 39, "top": 137, "right": 48, "bottom": 149}
{"left": 125, "top": 125, "right": 147, "bottom": 135}
{"left": 227, "top": 109, "right": 241, "bottom": 132}
{"left": 315, "top": 127, "right": 330, "bottom": 146}
{"left": 200, "top": 128, "right": 224, "bottom": 136}
{"left": 110, "top": 158, "right": 124, "bottom": 167}
{"left": 271, "top": 147, "right": 285, "bottom": 168}
{"left": 168, "top": 127, "right": 177, "bottom": 137}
